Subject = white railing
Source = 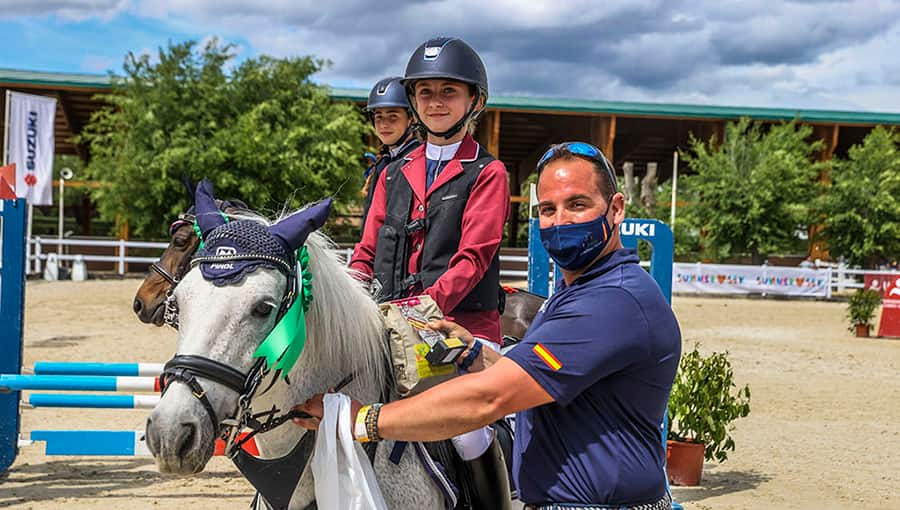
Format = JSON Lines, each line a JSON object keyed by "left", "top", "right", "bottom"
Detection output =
{"left": 26, "top": 237, "right": 531, "bottom": 279}
{"left": 832, "top": 266, "right": 900, "bottom": 293}
{"left": 29, "top": 237, "right": 168, "bottom": 275}
{"left": 29, "top": 236, "right": 891, "bottom": 291}
{"left": 500, "top": 255, "right": 528, "bottom": 279}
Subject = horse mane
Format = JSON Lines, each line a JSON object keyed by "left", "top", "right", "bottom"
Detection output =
{"left": 228, "top": 206, "right": 389, "bottom": 393}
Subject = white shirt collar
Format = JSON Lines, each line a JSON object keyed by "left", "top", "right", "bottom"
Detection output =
{"left": 389, "top": 137, "right": 415, "bottom": 158}
{"left": 425, "top": 140, "right": 462, "bottom": 161}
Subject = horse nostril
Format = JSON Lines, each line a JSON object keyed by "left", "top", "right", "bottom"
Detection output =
{"left": 177, "top": 422, "right": 197, "bottom": 460}
{"left": 133, "top": 298, "right": 143, "bottom": 314}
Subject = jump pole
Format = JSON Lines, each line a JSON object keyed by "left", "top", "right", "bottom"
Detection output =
{"left": 25, "top": 393, "right": 160, "bottom": 409}
{"left": 0, "top": 374, "right": 161, "bottom": 392}
{"left": 20, "top": 431, "right": 258, "bottom": 457}
{"left": 32, "top": 361, "right": 164, "bottom": 377}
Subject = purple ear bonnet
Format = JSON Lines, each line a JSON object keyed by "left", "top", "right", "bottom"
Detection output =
{"left": 190, "top": 180, "right": 332, "bottom": 286}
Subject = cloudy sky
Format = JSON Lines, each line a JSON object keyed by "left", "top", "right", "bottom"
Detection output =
{"left": 2, "top": 0, "right": 900, "bottom": 112}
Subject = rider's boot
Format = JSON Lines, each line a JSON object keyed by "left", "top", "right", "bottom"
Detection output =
{"left": 465, "top": 436, "right": 512, "bottom": 510}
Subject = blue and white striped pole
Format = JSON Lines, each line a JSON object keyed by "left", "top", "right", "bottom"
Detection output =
{"left": 0, "top": 374, "right": 161, "bottom": 392}
{"left": 21, "top": 430, "right": 258, "bottom": 457}
{"left": 33, "top": 361, "right": 164, "bottom": 377}
{"left": 26, "top": 393, "right": 160, "bottom": 409}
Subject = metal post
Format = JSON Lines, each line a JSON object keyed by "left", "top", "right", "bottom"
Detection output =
{"left": 2, "top": 91, "right": 10, "bottom": 168}
{"left": 33, "top": 236, "right": 42, "bottom": 274}
{"left": 25, "top": 203, "right": 32, "bottom": 275}
{"left": 57, "top": 168, "right": 73, "bottom": 262}
{"left": 57, "top": 177, "right": 64, "bottom": 258}
{"left": 118, "top": 238, "right": 126, "bottom": 275}
{"left": 670, "top": 151, "right": 678, "bottom": 230}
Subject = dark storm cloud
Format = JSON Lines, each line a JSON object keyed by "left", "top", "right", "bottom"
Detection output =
{"left": 13, "top": 0, "right": 900, "bottom": 109}
{"left": 709, "top": 2, "right": 899, "bottom": 65}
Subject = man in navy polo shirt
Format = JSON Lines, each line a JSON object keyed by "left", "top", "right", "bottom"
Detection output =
{"left": 504, "top": 142, "right": 681, "bottom": 508}
{"left": 295, "top": 141, "right": 681, "bottom": 509}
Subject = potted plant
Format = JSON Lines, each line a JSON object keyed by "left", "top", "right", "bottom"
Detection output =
{"left": 846, "top": 288, "right": 881, "bottom": 337}
{"left": 666, "top": 345, "right": 751, "bottom": 486}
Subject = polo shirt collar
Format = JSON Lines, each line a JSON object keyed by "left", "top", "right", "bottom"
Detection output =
{"left": 564, "top": 248, "right": 640, "bottom": 288}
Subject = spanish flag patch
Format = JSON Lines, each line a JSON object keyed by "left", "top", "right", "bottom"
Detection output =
{"left": 533, "top": 343, "right": 562, "bottom": 371}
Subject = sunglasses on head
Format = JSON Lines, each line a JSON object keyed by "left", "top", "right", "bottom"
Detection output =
{"left": 537, "top": 141, "right": 618, "bottom": 193}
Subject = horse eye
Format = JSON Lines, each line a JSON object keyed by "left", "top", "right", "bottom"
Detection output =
{"left": 252, "top": 301, "right": 276, "bottom": 318}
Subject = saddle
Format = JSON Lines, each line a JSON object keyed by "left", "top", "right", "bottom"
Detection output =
{"left": 419, "top": 418, "right": 515, "bottom": 510}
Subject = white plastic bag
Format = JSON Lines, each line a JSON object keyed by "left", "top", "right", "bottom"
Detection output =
{"left": 311, "top": 393, "right": 388, "bottom": 510}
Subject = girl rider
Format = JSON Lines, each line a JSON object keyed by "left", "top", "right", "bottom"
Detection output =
{"left": 349, "top": 37, "right": 511, "bottom": 509}
{"left": 361, "top": 76, "right": 420, "bottom": 226}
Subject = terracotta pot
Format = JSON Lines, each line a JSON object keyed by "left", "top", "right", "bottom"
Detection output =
{"left": 666, "top": 439, "right": 705, "bottom": 486}
{"left": 855, "top": 324, "right": 870, "bottom": 337}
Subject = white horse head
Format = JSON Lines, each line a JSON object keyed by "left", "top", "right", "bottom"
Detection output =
{"left": 144, "top": 181, "right": 443, "bottom": 509}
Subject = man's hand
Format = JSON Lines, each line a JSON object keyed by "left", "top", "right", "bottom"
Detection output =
{"left": 293, "top": 392, "right": 363, "bottom": 440}
{"left": 426, "top": 319, "right": 502, "bottom": 372}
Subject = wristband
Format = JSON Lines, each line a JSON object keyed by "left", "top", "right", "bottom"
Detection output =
{"left": 458, "top": 339, "right": 483, "bottom": 372}
{"left": 355, "top": 405, "right": 372, "bottom": 442}
{"left": 365, "top": 403, "right": 384, "bottom": 442}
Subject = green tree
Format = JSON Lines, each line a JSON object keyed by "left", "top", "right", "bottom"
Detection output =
{"left": 623, "top": 181, "right": 702, "bottom": 261}
{"left": 680, "top": 118, "right": 823, "bottom": 263}
{"left": 79, "top": 39, "right": 368, "bottom": 238}
{"left": 818, "top": 126, "right": 900, "bottom": 266}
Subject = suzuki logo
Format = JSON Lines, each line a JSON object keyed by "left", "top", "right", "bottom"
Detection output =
{"left": 621, "top": 222, "right": 656, "bottom": 238}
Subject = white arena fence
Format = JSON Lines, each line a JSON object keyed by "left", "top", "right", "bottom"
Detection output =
{"left": 22, "top": 236, "right": 531, "bottom": 280}
{"left": 13, "top": 236, "right": 897, "bottom": 297}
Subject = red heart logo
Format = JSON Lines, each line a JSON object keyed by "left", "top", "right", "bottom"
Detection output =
{"left": 796, "top": 278, "right": 805, "bottom": 286}
{"left": 717, "top": 275, "right": 726, "bottom": 284}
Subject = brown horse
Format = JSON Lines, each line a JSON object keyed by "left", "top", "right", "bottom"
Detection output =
{"left": 500, "top": 287, "right": 545, "bottom": 343}
{"left": 135, "top": 207, "right": 546, "bottom": 337}
{"left": 133, "top": 199, "right": 248, "bottom": 325}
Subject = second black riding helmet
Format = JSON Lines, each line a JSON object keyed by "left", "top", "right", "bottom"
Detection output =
{"left": 401, "top": 37, "right": 488, "bottom": 139}
{"left": 366, "top": 76, "right": 410, "bottom": 111}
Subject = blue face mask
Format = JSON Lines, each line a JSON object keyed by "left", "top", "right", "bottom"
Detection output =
{"left": 539, "top": 206, "right": 614, "bottom": 270}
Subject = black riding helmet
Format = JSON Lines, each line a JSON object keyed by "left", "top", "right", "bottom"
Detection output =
{"left": 366, "top": 76, "right": 416, "bottom": 149}
{"left": 366, "top": 76, "right": 411, "bottom": 111}
{"left": 401, "top": 37, "right": 488, "bottom": 140}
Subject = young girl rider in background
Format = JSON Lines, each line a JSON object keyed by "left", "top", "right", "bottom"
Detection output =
{"left": 360, "top": 76, "right": 420, "bottom": 226}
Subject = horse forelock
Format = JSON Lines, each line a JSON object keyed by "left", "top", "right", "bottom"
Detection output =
{"left": 225, "top": 206, "right": 389, "bottom": 392}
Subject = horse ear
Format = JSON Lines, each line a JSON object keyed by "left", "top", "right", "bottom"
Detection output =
{"left": 269, "top": 198, "right": 333, "bottom": 252}
{"left": 181, "top": 175, "right": 196, "bottom": 205}
{"left": 194, "top": 179, "right": 226, "bottom": 238}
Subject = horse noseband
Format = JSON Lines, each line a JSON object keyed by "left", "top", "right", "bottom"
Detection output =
{"left": 160, "top": 354, "right": 252, "bottom": 433}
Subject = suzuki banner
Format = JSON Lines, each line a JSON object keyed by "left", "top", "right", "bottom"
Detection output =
{"left": 673, "top": 262, "right": 832, "bottom": 298}
{"left": 5, "top": 91, "right": 57, "bottom": 206}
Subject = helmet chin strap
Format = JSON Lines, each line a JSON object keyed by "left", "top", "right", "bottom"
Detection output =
{"left": 414, "top": 89, "right": 483, "bottom": 140}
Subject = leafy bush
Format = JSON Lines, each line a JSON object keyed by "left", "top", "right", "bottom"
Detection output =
{"left": 668, "top": 345, "right": 751, "bottom": 462}
{"left": 79, "top": 39, "right": 369, "bottom": 238}
{"left": 846, "top": 288, "right": 882, "bottom": 331}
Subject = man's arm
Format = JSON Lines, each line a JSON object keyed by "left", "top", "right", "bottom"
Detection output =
{"left": 295, "top": 356, "right": 553, "bottom": 442}
{"left": 424, "top": 161, "right": 510, "bottom": 313}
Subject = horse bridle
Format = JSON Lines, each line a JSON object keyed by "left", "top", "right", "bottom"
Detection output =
{"left": 148, "top": 212, "right": 198, "bottom": 329}
{"left": 158, "top": 240, "right": 313, "bottom": 457}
